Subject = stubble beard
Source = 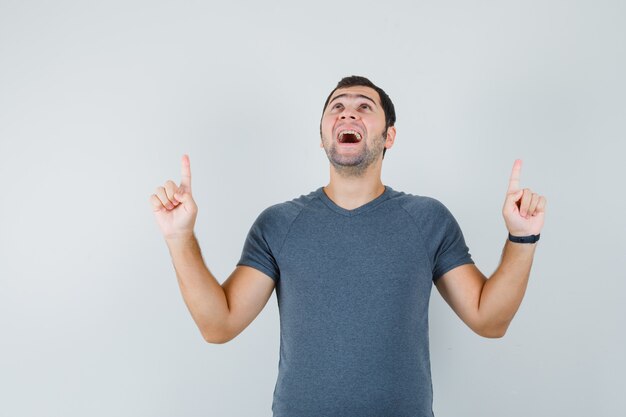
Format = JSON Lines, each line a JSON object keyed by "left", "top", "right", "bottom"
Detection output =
{"left": 322, "top": 132, "right": 386, "bottom": 178}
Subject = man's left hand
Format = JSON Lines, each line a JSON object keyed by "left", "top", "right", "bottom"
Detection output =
{"left": 502, "top": 159, "right": 547, "bottom": 236}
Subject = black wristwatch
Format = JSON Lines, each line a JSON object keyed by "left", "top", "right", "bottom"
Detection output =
{"left": 508, "top": 233, "right": 540, "bottom": 244}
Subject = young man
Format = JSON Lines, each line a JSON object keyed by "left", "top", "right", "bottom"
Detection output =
{"left": 149, "top": 76, "right": 546, "bottom": 416}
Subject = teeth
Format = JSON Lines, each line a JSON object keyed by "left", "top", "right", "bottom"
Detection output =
{"left": 338, "top": 130, "right": 362, "bottom": 141}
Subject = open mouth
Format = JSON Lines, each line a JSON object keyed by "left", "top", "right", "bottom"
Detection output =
{"left": 337, "top": 130, "right": 363, "bottom": 144}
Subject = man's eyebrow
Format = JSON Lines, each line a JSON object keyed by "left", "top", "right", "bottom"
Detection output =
{"left": 328, "top": 93, "right": 377, "bottom": 107}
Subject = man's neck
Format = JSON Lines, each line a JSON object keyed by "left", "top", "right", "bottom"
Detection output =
{"left": 323, "top": 166, "right": 385, "bottom": 211}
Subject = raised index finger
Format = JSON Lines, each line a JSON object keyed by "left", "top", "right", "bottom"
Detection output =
{"left": 507, "top": 159, "right": 522, "bottom": 193}
{"left": 180, "top": 154, "right": 192, "bottom": 189}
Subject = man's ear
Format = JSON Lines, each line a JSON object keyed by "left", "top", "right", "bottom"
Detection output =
{"left": 319, "top": 125, "right": 324, "bottom": 148}
{"left": 384, "top": 126, "right": 396, "bottom": 149}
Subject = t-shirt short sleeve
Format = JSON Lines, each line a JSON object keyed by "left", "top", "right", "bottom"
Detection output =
{"left": 428, "top": 199, "right": 474, "bottom": 281}
{"left": 236, "top": 207, "right": 281, "bottom": 282}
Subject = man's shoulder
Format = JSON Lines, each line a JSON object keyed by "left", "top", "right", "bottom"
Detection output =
{"left": 254, "top": 188, "right": 320, "bottom": 227}
{"left": 387, "top": 189, "right": 461, "bottom": 231}
{"left": 391, "top": 189, "right": 448, "bottom": 216}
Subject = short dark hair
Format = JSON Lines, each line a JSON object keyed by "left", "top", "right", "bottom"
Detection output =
{"left": 320, "top": 75, "right": 396, "bottom": 159}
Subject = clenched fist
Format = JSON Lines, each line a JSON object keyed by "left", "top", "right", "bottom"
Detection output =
{"left": 149, "top": 154, "right": 198, "bottom": 240}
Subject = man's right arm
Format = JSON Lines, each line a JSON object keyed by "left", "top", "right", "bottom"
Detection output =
{"left": 152, "top": 155, "right": 275, "bottom": 344}
{"left": 166, "top": 234, "right": 275, "bottom": 344}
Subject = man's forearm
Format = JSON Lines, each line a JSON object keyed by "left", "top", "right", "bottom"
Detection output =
{"left": 166, "top": 233, "right": 230, "bottom": 343}
{"left": 478, "top": 240, "right": 537, "bottom": 337}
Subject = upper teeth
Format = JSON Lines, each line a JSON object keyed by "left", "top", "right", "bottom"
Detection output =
{"left": 339, "top": 130, "right": 362, "bottom": 140}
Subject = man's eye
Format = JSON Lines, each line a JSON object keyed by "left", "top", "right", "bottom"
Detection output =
{"left": 360, "top": 104, "right": 371, "bottom": 109}
{"left": 333, "top": 103, "right": 343, "bottom": 109}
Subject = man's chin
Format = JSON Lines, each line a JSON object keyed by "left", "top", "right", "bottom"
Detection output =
{"left": 329, "top": 159, "right": 364, "bottom": 168}
{"left": 326, "top": 154, "right": 373, "bottom": 176}
{"left": 328, "top": 155, "right": 365, "bottom": 168}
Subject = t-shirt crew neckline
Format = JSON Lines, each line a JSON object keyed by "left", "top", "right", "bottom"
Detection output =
{"left": 316, "top": 185, "right": 393, "bottom": 217}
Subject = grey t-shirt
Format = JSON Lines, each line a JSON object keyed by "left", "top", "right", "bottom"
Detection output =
{"left": 237, "top": 185, "right": 473, "bottom": 417}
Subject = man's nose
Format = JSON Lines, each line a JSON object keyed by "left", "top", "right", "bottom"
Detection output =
{"left": 340, "top": 108, "right": 358, "bottom": 120}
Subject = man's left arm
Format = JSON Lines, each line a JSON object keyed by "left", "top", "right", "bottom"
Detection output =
{"left": 434, "top": 159, "right": 547, "bottom": 338}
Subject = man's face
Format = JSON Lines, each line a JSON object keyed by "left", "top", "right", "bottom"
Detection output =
{"left": 320, "top": 86, "right": 391, "bottom": 176}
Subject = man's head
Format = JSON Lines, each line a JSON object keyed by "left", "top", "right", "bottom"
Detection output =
{"left": 320, "top": 75, "right": 396, "bottom": 160}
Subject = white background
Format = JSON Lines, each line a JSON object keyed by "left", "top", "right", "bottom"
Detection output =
{"left": 1, "top": 1, "right": 624, "bottom": 416}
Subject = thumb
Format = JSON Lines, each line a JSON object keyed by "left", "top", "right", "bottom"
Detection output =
{"left": 174, "top": 189, "right": 191, "bottom": 203}
{"left": 506, "top": 189, "right": 524, "bottom": 207}
{"left": 174, "top": 189, "right": 198, "bottom": 213}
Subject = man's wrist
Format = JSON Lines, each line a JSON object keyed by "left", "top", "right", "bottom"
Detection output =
{"left": 165, "top": 232, "right": 196, "bottom": 247}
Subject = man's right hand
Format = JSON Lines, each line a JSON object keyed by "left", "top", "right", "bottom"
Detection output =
{"left": 149, "top": 154, "right": 198, "bottom": 241}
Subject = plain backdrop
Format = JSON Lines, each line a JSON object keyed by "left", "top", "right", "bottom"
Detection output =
{"left": 1, "top": 1, "right": 625, "bottom": 416}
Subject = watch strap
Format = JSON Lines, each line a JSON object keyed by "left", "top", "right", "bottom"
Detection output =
{"left": 508, "top": 233, "right": 540, "bottom": 244}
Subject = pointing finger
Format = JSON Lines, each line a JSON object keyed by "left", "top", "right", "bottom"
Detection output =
{"left": 180, "top": 154, "right": 192, "bottom": 191}
{"left": 507, "top": 159, "right": 522, "bottom": 194}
